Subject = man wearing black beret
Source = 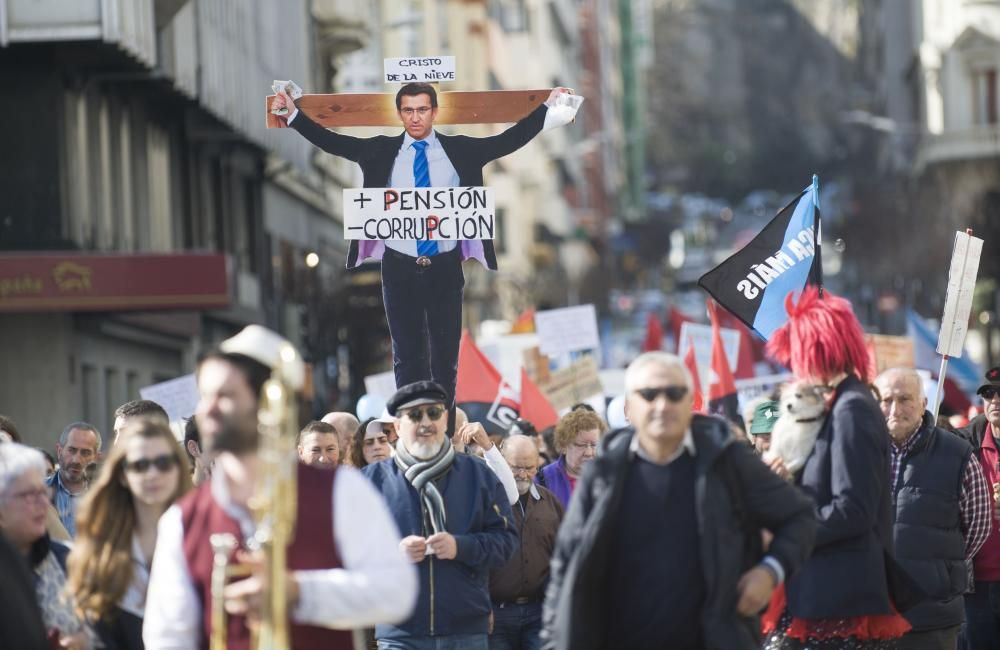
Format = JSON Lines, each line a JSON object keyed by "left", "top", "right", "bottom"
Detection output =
{"left": 363, "top": 380, "right": 517, "bottom": 649}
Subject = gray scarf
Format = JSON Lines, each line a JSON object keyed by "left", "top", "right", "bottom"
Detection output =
{"left": 394, "top": 439, "right": 455, "bottom": 534}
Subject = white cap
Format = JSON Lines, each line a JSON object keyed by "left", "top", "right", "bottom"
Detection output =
{"left": 365, "top": 409, "right": 397, "bottom": 435}
{"left": 219, "top": 324, "right": 305, "bottom": 391}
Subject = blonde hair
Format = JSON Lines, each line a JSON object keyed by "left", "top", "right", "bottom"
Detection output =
{"left": 554, "top": 409, "right": 607, "bottom": 454}
{"left": 66, "top": 422, "right": 192, "bottom": 621}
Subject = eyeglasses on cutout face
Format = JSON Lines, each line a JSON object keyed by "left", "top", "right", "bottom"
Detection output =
{"left": 124, "top": 454, "right": 179, "bottom": 474}
{"left": 402, "top": 405, "right": 446, "bottom": 423}
{"left": 633, "top": 386, "right": 689, "bottom": 403}
{"left": 400, "top": 107, "right": 433, "bottom": 117}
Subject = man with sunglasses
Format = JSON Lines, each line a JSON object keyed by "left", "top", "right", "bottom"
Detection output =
{"left": 958, "top": 366, "right": 1000, "bottom": 648}
{"left": 364, "top": 380, "right": 517, "bottom": 650}
{"left": 273, "top": 83, "right": 572, "bottom": 416}
{"left": 541, "top": 352, "right": 816, "bottom": 650}
{"left": 144, "top": 325, "right": 417, "bottom": 649}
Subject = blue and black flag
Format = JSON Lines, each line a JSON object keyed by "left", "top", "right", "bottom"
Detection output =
{"left": 698, "top": 176, "right": 822, "bottom": 341}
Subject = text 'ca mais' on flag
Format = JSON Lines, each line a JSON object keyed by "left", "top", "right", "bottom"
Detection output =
{"left": 697, "top": 176, "right": 823, "bottom": 341}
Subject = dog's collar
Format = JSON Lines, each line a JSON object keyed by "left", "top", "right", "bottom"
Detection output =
{"left": 795, "top": 416, "right": 823, "bottom": 424}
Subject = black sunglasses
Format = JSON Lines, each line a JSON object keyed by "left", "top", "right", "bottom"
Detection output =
{"left": 403, "top": 405, "right": 446, "bottom": 423}
{"left": 124, "top": 454, "right": 179, "bottom": 474}
{"left": 981, "top": 387, "right": 1000, "bottom": 401}
{"left": 634, "top": 386, "right": 689, "bottom": 403}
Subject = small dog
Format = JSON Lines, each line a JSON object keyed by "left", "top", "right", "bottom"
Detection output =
{"left": 763, "top": 381, "right": 829, "bottom": 474}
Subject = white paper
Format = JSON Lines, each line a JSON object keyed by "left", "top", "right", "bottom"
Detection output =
{"left": 384, "top": 56, "right": 456, "bottom": 84}
{"left": 139, "top": 374, "right": 199, "bottom": 423}
{"left": 535, "top": 305, "right": 600, "bottom": 356}
{"left": 542, "top": 93, "right": 584, "bottom": 132}
{"left": 937, "top": 231, "right": 983, "bottom": 358}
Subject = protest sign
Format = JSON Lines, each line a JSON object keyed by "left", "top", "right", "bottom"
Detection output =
{"left": 343, "top": 187, "right": 495, "bottom": 241}
{"left": 384, "top": 56, "right": 457, "bottom": 83}
{"left": 865, "top": 334, "right": 915, "bottom": 374}
{"left": 534, "top": 305, "right": 600, "bottom": 357}
{"left": 538, "top": 355, "right": 603, "bottom": 411}
{"left": 139, "top": 374, "right": 198, "bottom": 424}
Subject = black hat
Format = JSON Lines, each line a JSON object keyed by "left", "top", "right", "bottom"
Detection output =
{"left": 977, "top": 367, "right": 1000, "bottom": 397}
{"left": 386, "top": 380, "right": 449, "bottom": 416}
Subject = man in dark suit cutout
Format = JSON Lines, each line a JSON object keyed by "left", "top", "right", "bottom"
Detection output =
{"left": 273, "top": 83, "right": 572, "bottom": 413}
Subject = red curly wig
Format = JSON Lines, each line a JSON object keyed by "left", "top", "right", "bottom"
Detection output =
{"left": 765, "top": 286, "right": 872, "bottom": 383}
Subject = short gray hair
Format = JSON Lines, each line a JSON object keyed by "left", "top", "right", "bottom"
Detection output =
{"left": 59, "top": 421, "right": 103, "bottom": 452}
{"left": 0, "top": 443, "right": 47, "bottom": 498}
{"left": 624, "top": 352, "right": 693, "bottom": 392}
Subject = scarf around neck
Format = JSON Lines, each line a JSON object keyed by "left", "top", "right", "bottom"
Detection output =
{"left": 394, "top": 439, "right": 455, "bottom": 535}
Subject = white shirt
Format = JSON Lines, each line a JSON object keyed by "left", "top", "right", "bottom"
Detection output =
{"left": 483, "top": 444, "right": 519, "bottom": 505}
{"left": 142, "top": 465, "right": 417, "bottom": 648}
{"left": 385, "top": 131, "right": 459, "bottom": 256}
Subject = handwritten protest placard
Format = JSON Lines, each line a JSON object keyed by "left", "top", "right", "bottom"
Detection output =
{"left": 139, "top": 374, "right": 198, "bottom": 423}
{"left": 343, "top": 187, "right": 495, "bottom": 241}
{"left": 534, "top": 305, "right": 600, "bottom": 357}
{"left": 384, "top": 57, "right": 457, "bottom": 83}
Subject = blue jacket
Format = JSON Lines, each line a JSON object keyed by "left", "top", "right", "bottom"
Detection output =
{"left": 363, "top": 453, "right": 517, "bottom": 638}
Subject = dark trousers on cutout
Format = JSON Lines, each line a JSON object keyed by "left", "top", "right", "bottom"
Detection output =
{"left": 381, "top": 247, "right": 464, "bottom": 407}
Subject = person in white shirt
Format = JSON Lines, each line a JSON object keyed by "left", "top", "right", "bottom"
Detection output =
{"left": 143, "top": 325, "right": 416, "bottom": 649}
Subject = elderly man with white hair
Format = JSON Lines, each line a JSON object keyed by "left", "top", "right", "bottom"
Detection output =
{"left": 541, "top": 351, "right": 816, "bottom": 650}
{"left": 873, "top": 367, "right": 991, "bottom": 650}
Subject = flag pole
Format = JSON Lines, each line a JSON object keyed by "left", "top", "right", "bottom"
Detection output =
{"left": 812, "top": 174, "right": 823, "bottom": 299}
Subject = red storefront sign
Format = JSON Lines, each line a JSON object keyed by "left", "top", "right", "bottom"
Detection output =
{"left": 0, "top": 253, "right": 230, "bottom": 312}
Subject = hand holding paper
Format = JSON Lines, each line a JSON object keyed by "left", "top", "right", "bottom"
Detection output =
{"left": 543, "top": 88, "right": 584, "bottom": 132}
{"left": 270, "top": 80, "right": 303, "bottom": 116}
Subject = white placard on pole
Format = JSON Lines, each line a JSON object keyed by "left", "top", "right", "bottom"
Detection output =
{"left": 535, "top": 305, "right": 600, "bottom": 356}
{"left": 343, "top": 187, "right": 495, "bottom": 240}
{"left": 364, "top": 371, "right": 398, "bottom": 400}
{"left": 384, "top": 56, "right": 456, "bottom": 83}
{"left": 139, "top": 374, "right": 199, "bottom": 423}
{"left": 937, "top": 231, "right": 983, "bottom": 358}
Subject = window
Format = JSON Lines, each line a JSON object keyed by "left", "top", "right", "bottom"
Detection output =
{"left": 973, "top": 68, "right": 998, "bottom": 125}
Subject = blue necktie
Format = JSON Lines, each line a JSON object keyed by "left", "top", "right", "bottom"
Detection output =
{"left": 412, "top": 140, "right": 438, "bottom": 257}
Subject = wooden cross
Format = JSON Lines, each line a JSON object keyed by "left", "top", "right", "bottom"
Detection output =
{"left": 264, "top": 89, "right": 550, "bottom": 129}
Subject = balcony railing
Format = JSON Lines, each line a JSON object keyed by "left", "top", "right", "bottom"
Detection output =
{"left": 917, "top": 124, "right": 1000, "bottom": 167}
{"left": 0, "top": 0, "right": 160, "bottom": 67}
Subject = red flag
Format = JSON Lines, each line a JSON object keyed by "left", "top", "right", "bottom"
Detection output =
{"left": 642, "top": 313, "right": 664, "bottom": 352}
{"left": 707, "top": 301, "right": 742, "bottom": 426}
{"left": 510, "top": 308, "right": 536, "bottom": 334}
{"left": 456, "top": 331, "right": 521, "bottom": 436}
{"left": 667, "top": 305, "right": 695, "bottom": 353}
{"left": 519, "top": 368, "right": 559, "bottom": 431}
{"left": 683, "top": 339, "right": 704, "bottom": 412}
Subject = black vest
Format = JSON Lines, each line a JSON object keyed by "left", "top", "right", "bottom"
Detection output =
{"left": 891, "top": 418, "right": 972, "bottom": 631}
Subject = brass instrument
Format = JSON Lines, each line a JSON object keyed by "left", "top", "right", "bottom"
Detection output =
{"left": 210, "top": 343, "right": 301, "bottom": 650}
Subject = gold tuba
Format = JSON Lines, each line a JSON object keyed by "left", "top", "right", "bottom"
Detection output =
{"left": 210, "top": 343, "right": 302, "bottom": 650}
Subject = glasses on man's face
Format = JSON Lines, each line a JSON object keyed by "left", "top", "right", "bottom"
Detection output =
{"left": 981, "top": 387, "right": 1000, "bottom": 401}
{"left": 400, "top": 107, "right": 432, "bottom": 117}
{"left": 403, "top": 405, "right": 446, "bottom": 423}
{"left": 124, "top": 454, "right": 179, "bottom": 474}
{"left": 634, "top": 386, "right": 689, "bottom": 403}
{"left": 509, "top": 465, "right": 537, "bottom": 474}
{"left": 6, "top": 487, "right": 49, "bottom": 506}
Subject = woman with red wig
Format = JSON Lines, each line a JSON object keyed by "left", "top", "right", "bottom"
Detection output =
{"left": 761, "top": 287, "right": 916, "bottom": 649}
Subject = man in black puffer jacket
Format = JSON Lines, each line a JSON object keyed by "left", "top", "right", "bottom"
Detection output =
{"left": 541, "top": 352, "right": 816, "bottom": 650}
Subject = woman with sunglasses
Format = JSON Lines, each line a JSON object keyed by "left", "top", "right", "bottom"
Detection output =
{"left": 761, "top": 287, "right": 915, "bottom": 649}
{"left": 67, "top": 421, "right": 192, "bottom": 649}
{"left": 0, "top": 442, "right": 95, "bottom": 649}
{"left": 536, "top": 409, "right": 607, "bottom": 508}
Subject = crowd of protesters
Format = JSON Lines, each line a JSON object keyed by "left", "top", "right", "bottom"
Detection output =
{"left": 2, "top": 290, "right": 1000, "bottom": 649}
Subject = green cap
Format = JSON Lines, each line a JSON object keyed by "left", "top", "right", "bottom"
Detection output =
{"left": 749, "top": 400, "right": 780, "bottom": 435}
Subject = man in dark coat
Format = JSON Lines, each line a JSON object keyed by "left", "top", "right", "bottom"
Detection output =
{"left": 541, "top": 352, "right": 816, "bottom": 650}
